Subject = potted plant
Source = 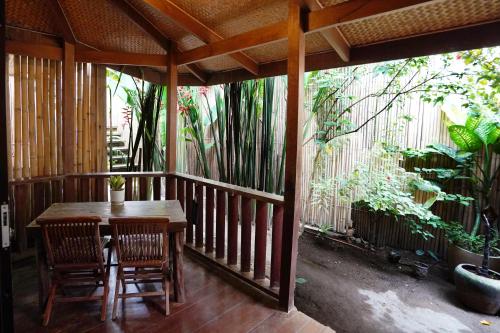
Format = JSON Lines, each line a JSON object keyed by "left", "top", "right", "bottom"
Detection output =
{"left": 110, "top": 175, "right": 126, "bottom": 205}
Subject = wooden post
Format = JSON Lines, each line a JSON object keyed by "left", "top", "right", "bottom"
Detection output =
{"left": 166, "top": 42, "right": 177, "bottom": 198}
{"left": 62, "top": 42, "right": 76, "bottom": 202}
{"left": 279, "top": 0, "right": 306, "bottom": 311}
{"left": 254, "top": 200, "right": 268, "bottom": 280}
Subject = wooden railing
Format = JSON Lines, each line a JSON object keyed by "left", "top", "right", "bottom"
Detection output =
{"left": 10, "top": 171, "right": 285, "bottom": 300}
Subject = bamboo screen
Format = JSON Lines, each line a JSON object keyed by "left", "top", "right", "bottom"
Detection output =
{"left": 6, "top": 55, "right": 107, "bottom": 180}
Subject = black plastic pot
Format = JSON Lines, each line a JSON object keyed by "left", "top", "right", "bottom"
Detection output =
{"left": 454, "top": 264, "right": 500, "bottom": 315}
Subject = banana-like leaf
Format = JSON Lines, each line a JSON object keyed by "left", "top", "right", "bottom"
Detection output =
{"left": 448, "top": 125, "right": 483, "bottom": 152}
{"left": 465, "top": 115, "right": 481, "bottom": 130}
{"left": 474, "top": 119, "right": 498, "bottom": 144}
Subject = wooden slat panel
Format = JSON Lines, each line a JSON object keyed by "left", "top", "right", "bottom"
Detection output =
{"left": 27, "top": 57, "right": 37, "bottom": 177}
{"left": 13, "top": 56, "right": 21, "bottom": 179}
{"left": 227, "top": 193, "right": 238, "bottom": 266}
{"left": 56, "top": 61, "right": 63, "bottom": 175}
{"left": 36, "top": 57, "right": 44, "bottom": 176}
{"left": 205, "top": 186, "right": 214, "bottom": 253}
{"left": 43, "top": 59, "right": 51, "bottom": 175}
{"left": 195, "top": 184, "right": 204, "bottom": 248}
{"left": 254, "top": 200, "right": 268, "bottom": 280}
{"left": 76, "top": 62, "right": 83, "bottom": 173}
{"left": 21, "top": 56, "right": 29, "bottom": 178}
{"left": 82, "top": 63, "right": 90, "bottom": 172}
{"left": 271, "top": 205, "right": 284, "bottom": 288}
{"left": 49, "top": 60, "right": 57, "bottom": 174}
{"left": 215, "top": 189, "right": 225, "bottom": 259}
{"left": 240, "top": 196, "right": 252, "bottom": 273}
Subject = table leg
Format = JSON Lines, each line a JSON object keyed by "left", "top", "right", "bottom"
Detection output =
{"left": 173, "top": 231, "right": 185, "bottom": 303}
{"left": 35, "top": 237, "right": 49, "bottom": 311}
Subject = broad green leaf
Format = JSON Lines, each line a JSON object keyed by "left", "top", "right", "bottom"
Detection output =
{"left": 474, "top": 119, "right": 497, "bottom": 144}
{"left": 423, "top": 195, "right": 438, "bottom": 209}
{"left": 448, "top": 125, "right": 482, "bottom": 152}
{"left": 465, "top": 115, "right": 481, "bottom": 131}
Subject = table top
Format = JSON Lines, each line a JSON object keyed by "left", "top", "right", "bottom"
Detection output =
{"left": 27, "top": 201, "right": 187, "bottom": 232}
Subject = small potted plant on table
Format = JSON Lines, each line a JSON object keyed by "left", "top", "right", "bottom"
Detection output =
{"left": 110, "top": 175, "right": 126, "bottom": 205}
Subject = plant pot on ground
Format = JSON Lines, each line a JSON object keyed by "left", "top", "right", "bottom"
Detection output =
{"left": 110, "top": 175, "right": 126, "bottom": 205}
{"left": 454, "top": 207, "right": 500, "bottom": 315}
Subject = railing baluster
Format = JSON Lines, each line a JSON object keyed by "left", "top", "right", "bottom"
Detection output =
{"left": 271, "top": 205, "right": 283, "bottom": 288}
{"left": 227, "top": 193, "right": 239, "bottom": 266}
{"left": 215, "top": 189, "right": 225, "bottom": 259}
{"left": 139, "top": 176, "right": 148, "bottom": 200}
{"left": 185, "top": 180, "right": 194, "bottom": 244}
{"left": 205, "top": 186, "right": 214, "bottom": 253}
{"left": 177, "top": 178, "right": 185, "bottom": 210}
{"left": 195, "top": 184, "right": 204, "bottom": 248}
{"left": 33, "top": 182, "right": 46, "bottom": 217}
{"left": 166, "top": 176, "right": 176, "bottom": 200}
{"left": 125, "top": 176, "right": 133, "bottom": 201}
{"left": 240, "top": 196, "right": 252, "bottom": 273}
{"left": 153, "top": 176, "right": 161, "bottom": 200}
{"left": 51, "top": 179, "right": 62, "bottom": 203}
{"left": 254, "top": 200, "right": 268, "bottom": 280}
{"left": 80, "top": 178, "right": 90, "bottom": 202}
{"left": 95, "top": 177, "right": 105, "bottom": 202}
{"left": 14, "top": 184, "right": 29, "bottom": 252}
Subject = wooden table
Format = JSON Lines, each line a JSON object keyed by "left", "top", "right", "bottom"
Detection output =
{"left": 26, "top": 201, "right": 187, "bottom": 309}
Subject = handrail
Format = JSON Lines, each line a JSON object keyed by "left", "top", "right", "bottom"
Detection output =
{"left": 9, "top": 171, "right": 284, "bottom": 205}
{"left": 170, "top": 172, "right": 285, "bottom": 205}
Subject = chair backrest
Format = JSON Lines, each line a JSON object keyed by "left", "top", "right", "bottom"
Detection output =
{"left": 37, "top": 216, "right": 103, "bottom": 268}
{"left": 109, "top": 217, "right": 169, "bottom": 265}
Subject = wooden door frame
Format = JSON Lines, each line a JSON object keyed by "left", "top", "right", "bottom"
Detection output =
{"left": 0, "top": 0, "right": 14, "bottom": 332}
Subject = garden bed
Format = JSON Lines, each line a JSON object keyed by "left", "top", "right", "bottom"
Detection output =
{"left": 295, "top": 232, "right": 499, "bottom": 333}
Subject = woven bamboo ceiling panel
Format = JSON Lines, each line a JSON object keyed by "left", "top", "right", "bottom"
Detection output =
{"left": 338, "top": 0, "right": 500, "bottom": 46}
{"left": 60, "top": 0, "right": 165, "bottom": 54}
{"left": 5, "top": 0, "right": 500, "bottom": 76}
{"left": 6, "top": 0, "right": 59, "bottom": 35}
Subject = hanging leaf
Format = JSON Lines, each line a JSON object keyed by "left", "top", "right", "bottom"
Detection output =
{"left": 474, "top": 119, "right": 498, "bottom": 144}
{"left": 448, "top": 125, "right": 482, "bottom": 152}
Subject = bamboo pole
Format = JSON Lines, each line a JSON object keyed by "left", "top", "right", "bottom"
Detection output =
{"left": 21, "top": 56, "right": 29, "bottom": 178}
{"left": 90, "top": 65, "right": 97, "bottom": 172}
{"left": 98, "top": 66, "right": 107, "bottom": 172}
{"left": 95, "top": 65, "right": 101, "bottom": 172}
{"left": 28, "top": 57, "right": 37, "bottom": 177}
{"left": 43, "top": 59, "right": 51, "bottom": 175}
{"left": 82, "top": 63, "right": 90, "bottom": 172}
{"left": 56, "top": 61, "right": 63, "bottom": 175}
{"left": 36, "top": 58, "right": 44, "bottom": 175}
{"left": 76, "top": 62, "right": 83, "bottom": 173}
{"left": 6, "top": 55, "right": 12, "bottom": 180}
{"left": 50, "top": 60, "right": 57, "bottom": 174}
{"left": 13, "top": 56, "right": 22, "bottom": 179}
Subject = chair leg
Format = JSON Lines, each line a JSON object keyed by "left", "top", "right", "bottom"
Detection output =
{"left": 42, "top": 283, "right": 58, "bottom": 326}
{"left": 112, "top": 268, "right": 121, "bottom": 320}
{"left": 101, "top": 269, "right": 110, "bottom": 321}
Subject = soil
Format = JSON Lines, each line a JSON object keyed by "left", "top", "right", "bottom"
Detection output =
{"left": 295, "top": 232, "right": 500, "bottom": 333}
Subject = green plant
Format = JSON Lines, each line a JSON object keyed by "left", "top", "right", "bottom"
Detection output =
{"left": 109, "top": 175, "right": 125, "bottom": 191}
{"left": 337, "top": 143, "right": 470, "bottom": 240}
{"left": 317, "top": 223, "right": 333, "bottom": 236}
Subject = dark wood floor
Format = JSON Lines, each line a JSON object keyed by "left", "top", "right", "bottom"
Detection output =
{"left": 13, "top": 254, "right": 334, "bottom": 333}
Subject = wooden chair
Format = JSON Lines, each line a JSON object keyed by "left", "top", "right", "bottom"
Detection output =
{"left": 109, "top": 217, "right": 170, "bottom": 319}
{"left": 37, "top": 216, "right": 111, "bottom": 326}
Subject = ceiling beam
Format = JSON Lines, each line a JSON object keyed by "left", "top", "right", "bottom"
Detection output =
{"left": 304, "top": 0, "right": 350, "bottom": 62}
{"left": 204, "top": 20, "right": 500, "bottom": 85}
{"left": 176, "top": 0, "right": 433, "bottom": 66}
{"left": 142, "top": 0, "right": 259, "bottom": 75}
{"left": 46, "top": 0, "right": 77, "bottom": 43}
{"left": 110, "top": 0, "right": 208, "bottom": 83}
{"left": 308, "top": 0, "right": 433, "bottom": 31}
{"left": 75, "top": 49, "right": 167, "bottom": 66}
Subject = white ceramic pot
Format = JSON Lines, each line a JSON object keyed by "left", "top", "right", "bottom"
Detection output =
{"left": 110, "top": 190, "right": 125, "bottom": 205}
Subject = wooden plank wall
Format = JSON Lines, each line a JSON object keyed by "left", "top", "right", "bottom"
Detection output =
{"left": 6, "top": 55, "right": 107, "bottom": 252}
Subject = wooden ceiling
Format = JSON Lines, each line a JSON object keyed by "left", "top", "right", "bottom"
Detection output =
{"left": 5, "top": 0, "right": 500, "bottom": 85}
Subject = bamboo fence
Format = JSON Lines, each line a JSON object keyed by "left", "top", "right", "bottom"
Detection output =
{"left": 6, "top": 55, "right": 108, "bottom": 179}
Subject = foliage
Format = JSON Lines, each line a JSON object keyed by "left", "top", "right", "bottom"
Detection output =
{"left": 408, "top": 48, "right": 500, "bottom": 271}
{"left": 317, "top": 223, "right": 333, "bottom": 236}
{"left": 337, "top": 143, "right": 470, "bottom": 239}
{"left": 446, "top": 222, "right": 500, "bottom": 256}
{"left": 180, "top": 79, "right": 286, "bottom": 194}
{"left": 109, "top": 175, "right": 125, "bottom": 191}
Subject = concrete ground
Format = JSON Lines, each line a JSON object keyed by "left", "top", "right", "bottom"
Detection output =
{"left": 295, "top": 233, "right": 499, "bottom": 333}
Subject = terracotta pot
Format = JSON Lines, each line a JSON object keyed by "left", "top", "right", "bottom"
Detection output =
{"left": 110, "top": 190, "right": 125, "bottom": 205}
{"left": 454, "top": 264, "right": 500, "bottom": 315}
{"left": 447, "top": 244, "right": 500, "bottom": 274}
